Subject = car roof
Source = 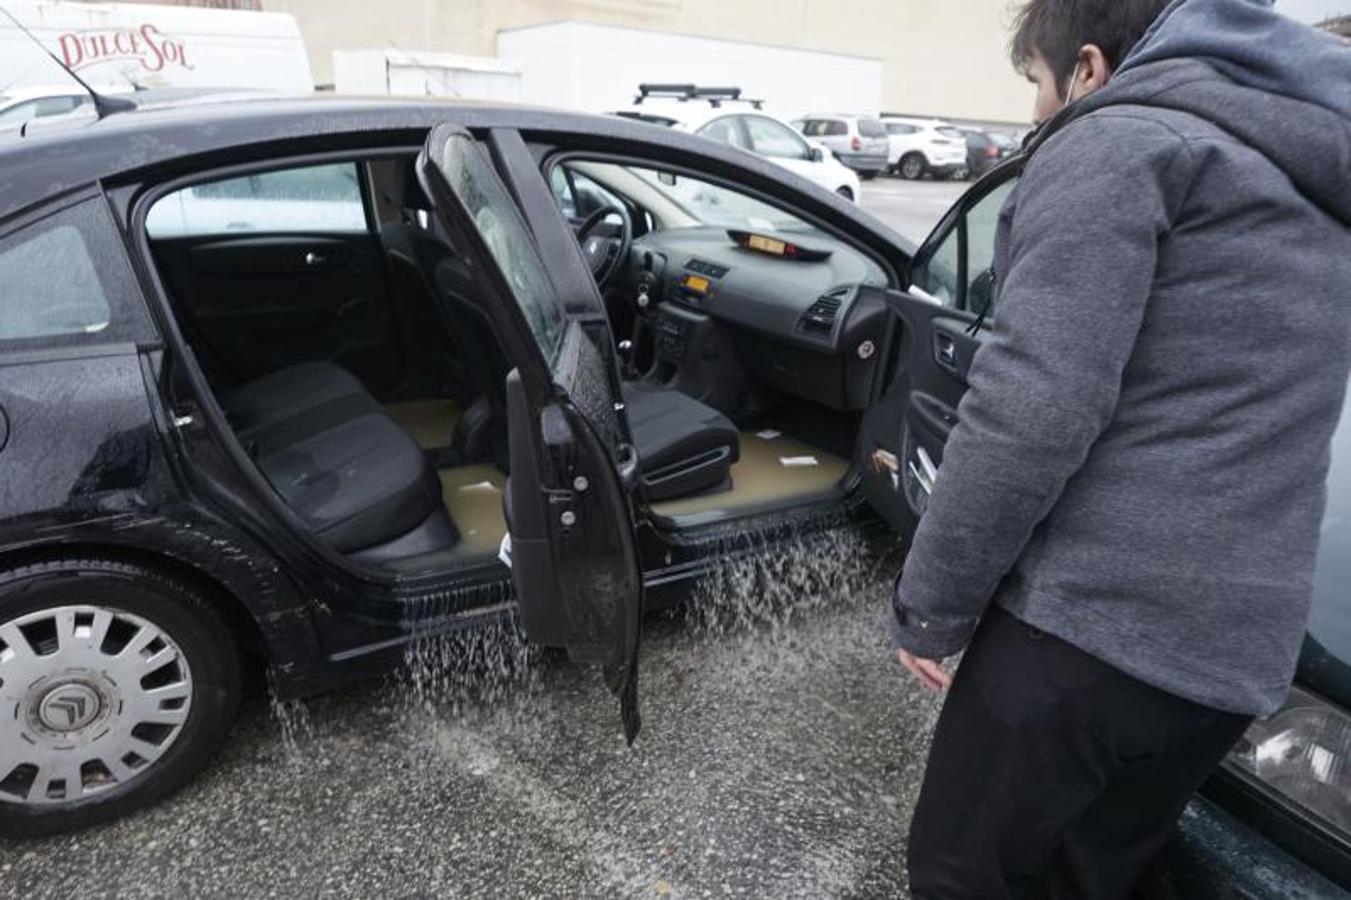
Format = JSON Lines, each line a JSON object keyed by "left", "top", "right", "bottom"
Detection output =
{"left": 0, "top": 93, "right": 912, "bottom": 262}
{"left": 880, "top": 116, "right": 947, "bottom": 127}
{"left": 615, "top": 99, "right": 788, "bottom": 131}
{"left": 799, "top": 113, "right": 879, "bottom": 121}
{"left": 0, "top": 93, "right": 707, "bottom": 220}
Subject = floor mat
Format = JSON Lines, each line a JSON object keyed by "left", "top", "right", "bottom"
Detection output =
{"left": 438, "top": 464, "right": 507, "bottom": 561}
{"left": 651, "top": 430, "right": 849, "bottom": 520}
{"left": 386, "top": 399, "right": 460, "bottom": 450}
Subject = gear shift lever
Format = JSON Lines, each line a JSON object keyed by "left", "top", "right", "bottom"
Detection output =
{"left": 617, "top": 339, "right": 636, "bottom": 379}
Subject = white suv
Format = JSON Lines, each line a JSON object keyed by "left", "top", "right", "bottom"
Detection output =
{"left": 879, "top": 116, "right": 970, "bottom": 180}
{"left": 612, "top": 86, "right": 862, "bottom": 202}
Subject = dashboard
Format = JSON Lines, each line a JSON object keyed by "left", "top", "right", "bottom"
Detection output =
{"left": 625, "top": 225, "right": 892, "bottom": 411}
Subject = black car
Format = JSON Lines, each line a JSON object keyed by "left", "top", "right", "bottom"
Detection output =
{"left": 0, "top": 95, "right": 1345, "bottom": 896}
{"left": 942, "top": 126, "right": 1004, "bottom": 180}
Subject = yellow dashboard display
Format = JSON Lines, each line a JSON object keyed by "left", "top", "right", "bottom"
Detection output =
{"left": 747, "top": 234, "right": 787, "bottom": 256}
{"left": 682, "top": 274, "right": 711, "bottom": 293}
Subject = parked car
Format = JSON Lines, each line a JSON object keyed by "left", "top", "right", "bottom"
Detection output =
{"left": 950, "top": 126, "right": 1003, "bottom": 179}
{"left": 611, "top": 84, "right": 860, "bottom": 201}
{"left": 791, "top": 113, "right": 890, "bottom": 179}
{"left": 0, "top": 87, "right": 93, "bottom": 130}
{"left": 878, "top": 116, "right": 968, "bottom": 180}
{"left": 0, "top": 94, "right": 1346, "bottom": 899}
{"left": 988, "top": 130, "right": 1020, "bottom": 158}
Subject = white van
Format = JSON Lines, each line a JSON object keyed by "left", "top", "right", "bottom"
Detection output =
{"left": 0, "top": 1, "right": 312, "bottom": 128}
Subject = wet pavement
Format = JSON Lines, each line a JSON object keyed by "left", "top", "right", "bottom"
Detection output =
{"left": 1, "top": 530, "right": 946, "bottom": 898}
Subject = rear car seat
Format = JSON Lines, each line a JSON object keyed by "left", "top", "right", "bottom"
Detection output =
{"left": 223, "top": 362, "right": 458, "bottom": 557}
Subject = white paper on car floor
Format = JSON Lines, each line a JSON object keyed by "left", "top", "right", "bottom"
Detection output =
{"left": 458, "top": 481, "right": 501, "bottom": 493}
{"left": 756, "top": 429, "right": 782, "bottom": 440}
{"left": 780, "top": 456, "right": 820, "bottom": 467}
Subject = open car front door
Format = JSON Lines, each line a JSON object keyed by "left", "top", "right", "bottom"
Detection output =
{"left": 417, "top": 124, "right": 644, "bottom": 742}
{"left": 857, "top": 158, "right": 1023, "bottom": 542}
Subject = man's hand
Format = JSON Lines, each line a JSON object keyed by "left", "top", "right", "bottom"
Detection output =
{"left": 897, "top": 649, "right": 953, "bottom": 692}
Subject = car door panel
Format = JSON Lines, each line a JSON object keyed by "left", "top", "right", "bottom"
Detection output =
{"left": 151, "top": 230, "right": 399, "bottom": 390}
{"left": 858, "top": 289, "right": 982, "bottom": 534}
{"left": 856, "top": 158, "right": 1020, "bottom": 542}
{"left": 418, "top": 122, "right": 644, "bottom": 741}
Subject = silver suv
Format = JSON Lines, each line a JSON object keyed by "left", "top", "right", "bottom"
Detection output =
{"left": 791, "top": 114, "right": 890, "bottom": 180}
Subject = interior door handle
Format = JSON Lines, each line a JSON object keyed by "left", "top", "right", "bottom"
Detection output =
{"left": 935, "top": 334, "right": 957, "bottom": 369}
{"left": 909, "top": 445, "right": 938, "bottom": 496}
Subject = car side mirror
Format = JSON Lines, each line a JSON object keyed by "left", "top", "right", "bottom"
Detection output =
{"left": 808, "top": 146, "right": 824, "bottom": 163}
{"left": 969, "top": 267, "right": 996, "bottom": 317}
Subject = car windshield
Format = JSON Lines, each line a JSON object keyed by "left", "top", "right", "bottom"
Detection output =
{"left": 633, "top": 167, "right": 812, "bottom": 233}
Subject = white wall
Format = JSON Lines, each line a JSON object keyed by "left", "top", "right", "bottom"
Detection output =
{"left": 333, "top": 49, "right": 522, "bottom": 101}
{"left": 497, "top": 21, "right": 882, "bottom": 121}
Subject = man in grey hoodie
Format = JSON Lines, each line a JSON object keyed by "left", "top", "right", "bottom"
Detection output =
{"left": 890, "top": 0, "right": 1351, "bottom": 895}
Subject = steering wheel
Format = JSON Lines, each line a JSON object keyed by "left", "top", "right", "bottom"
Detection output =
{"left": 575, "top": 204, "right": 632, "bottom": 289}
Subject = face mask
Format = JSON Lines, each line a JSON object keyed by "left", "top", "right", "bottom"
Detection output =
{"left": 1063, "top": 59, "right": 1084, "bottom": 109}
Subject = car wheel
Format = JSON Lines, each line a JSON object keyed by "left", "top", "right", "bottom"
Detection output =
{"left": 0, "top": 558, "right": 241, "bottom": 838}
{"left": 836, "top": 186, "right": 855, "bottom": 202}
{"left": 898, "top": 153, "right": 926, "bottom": 181}
{"left": 951, "top": 165, "right": 971, "bottom": 181}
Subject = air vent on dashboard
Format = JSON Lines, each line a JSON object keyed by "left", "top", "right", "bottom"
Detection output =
{"left": 798, "top": 287, "right": 850, "bottom": 336}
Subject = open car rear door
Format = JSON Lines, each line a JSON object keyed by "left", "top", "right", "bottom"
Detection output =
{"left": 418, "top": 123, "right": 644, "bottom": 742}
{"left": 857, "top": 158, "right": 1023, "bottom": 541}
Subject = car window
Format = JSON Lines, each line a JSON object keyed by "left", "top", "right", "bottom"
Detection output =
{"left": 145, "top": 162, "right": 368, "bottom": 238}
{"left": 800, "top": 119, "right": 846, "bottom": 138}
{"left": 433, "top": 132, "right": 567, "bottom": 365}
{"left": 885, "top": 123, "right": 919, "bottom": 136}
{"left": 698, "top": 116, "right": 750, "bottom": 150}
{"left": 623, "top": 166, "right": 813, "bottom": 233}
{"left": 912, "top": 177, "right": 1016, "bottom": 314}
{"left": 858, "top": 119, "right": 888, "bottom": 139}
{"left": 742, "top": 116, "right": 810, "bottom": 160}
{"left": 0, "top": 101, "right": 39, "bottom": 126}
{"left": 964, "top": 180, "right": 1016, "bottom": 314}
{"left": 0, "top": 223, "right": 110, "bottom": 341}
{"left": 551, "top": 166, "right": 624, "bottom": 220}
{"left": 938, "top": 127, "right": 966, "bottom": 141}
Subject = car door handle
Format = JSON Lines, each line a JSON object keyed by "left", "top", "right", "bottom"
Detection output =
{"left": 304, "top": 251, "right": 327, "bottom": 267}
{"left": 935, "top": 333, "right": 957, "bottom": 370}
{"left": 909, "top": 445, "right": 938, "bottom": 496}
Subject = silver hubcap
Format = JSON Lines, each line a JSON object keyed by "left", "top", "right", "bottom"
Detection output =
{"left": 0, "top": 605, "right": 193, "bottom": 806}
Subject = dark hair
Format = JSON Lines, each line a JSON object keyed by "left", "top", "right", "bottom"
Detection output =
{"left": 1011, "top": 0, "right": 1173, "bottom": 91}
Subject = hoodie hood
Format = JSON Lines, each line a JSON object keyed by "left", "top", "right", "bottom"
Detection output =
{"left": 1040, "top": 0, "right": 1351, "bottom": 225}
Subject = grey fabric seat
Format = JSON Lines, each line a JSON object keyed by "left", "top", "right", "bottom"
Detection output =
{"left": 621, "top": 381, "right": 740, "bottom": 501}
{"left": 224, "top": 362, "right": 454, "bottom": 555}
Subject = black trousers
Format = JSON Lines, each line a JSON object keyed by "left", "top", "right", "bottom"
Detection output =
{"left": 907, "top": 605, "right": 1253, "bottom": 900}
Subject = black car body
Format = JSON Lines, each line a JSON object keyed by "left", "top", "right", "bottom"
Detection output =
{"left": 0, "top": 95, "right": 1346, "bottom": 896}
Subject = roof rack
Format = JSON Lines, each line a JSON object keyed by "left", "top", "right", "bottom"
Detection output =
{"left": 635, "top": 83, "right": 764, "bottom": 110}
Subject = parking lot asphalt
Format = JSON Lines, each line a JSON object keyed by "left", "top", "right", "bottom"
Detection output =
{"left": 0, "top": 179, "right": 957, "bottom": 900}
{"left": 1, "top": 531, "right": 942, "bottom": 899}
{"left": 858, "top": 177, "right": 970, "bottom": 245}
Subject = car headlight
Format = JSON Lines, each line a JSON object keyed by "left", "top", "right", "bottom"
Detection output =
{"left": 1227, "top": 685, "right": 1351, "bottom": 838}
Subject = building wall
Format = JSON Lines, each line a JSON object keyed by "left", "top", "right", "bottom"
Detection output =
{"left": 262, "top": 0, "right": 1035, "bottom": 124}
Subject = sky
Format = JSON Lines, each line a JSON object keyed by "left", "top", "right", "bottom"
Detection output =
{"left": 1275, "top": 0, "right": 1351, "bottom": 22}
